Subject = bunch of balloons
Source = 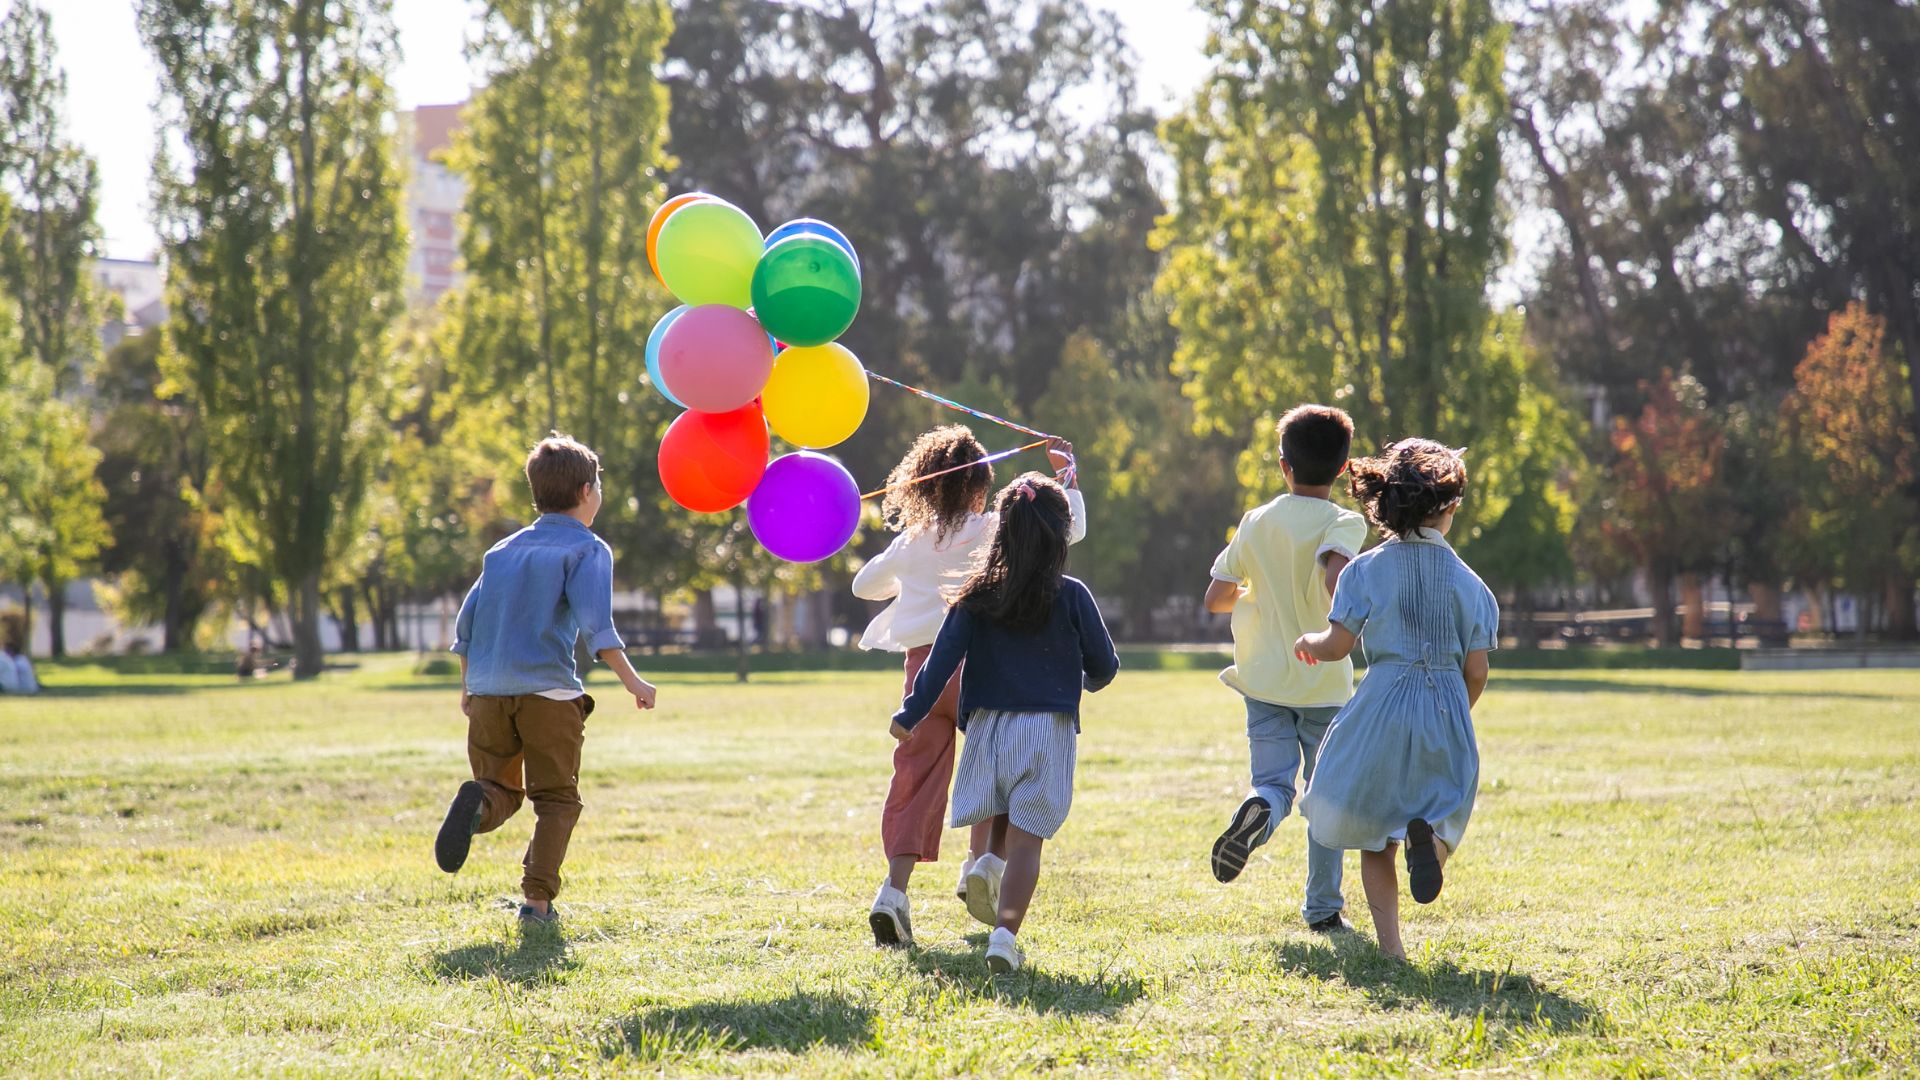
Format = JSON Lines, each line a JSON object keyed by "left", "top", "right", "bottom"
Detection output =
{"left": 644, "top": 193, "right": 870, "bottom": 563}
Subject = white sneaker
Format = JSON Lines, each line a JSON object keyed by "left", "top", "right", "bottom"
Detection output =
{"left": 954, "top": 856, "right": 975, "bottom": 901}
{"left": 869, "top": 883, "right": 913, "bottom": 948}
{"left": 964, "top": 853, "right": 1005, "bottom": 926}
{"left": 985, "top": 926, "right": 1024, "bottom": 973}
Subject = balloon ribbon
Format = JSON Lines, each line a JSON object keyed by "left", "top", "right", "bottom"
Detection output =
{"left": 863, "top": 370, "right": 1077, "bottom": 494}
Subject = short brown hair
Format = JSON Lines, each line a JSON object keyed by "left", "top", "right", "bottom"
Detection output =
{"left": 1276, "top": 405, "right": 1354, "bottom": 486}
{"left": 525, "top": 432, "right": 601, "bottom": 513}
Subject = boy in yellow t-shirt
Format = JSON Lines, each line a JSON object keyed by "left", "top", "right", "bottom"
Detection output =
{"left": 1202, "top": 405, "right": 1368, "bottom": 933}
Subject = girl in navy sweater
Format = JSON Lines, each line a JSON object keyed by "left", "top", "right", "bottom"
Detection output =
{"left": 891, "top": 472, "right": 1119, "bottom": 973}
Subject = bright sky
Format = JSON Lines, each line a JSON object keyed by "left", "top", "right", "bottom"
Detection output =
{"left": 49, "top": 0, "right": 1210, "bottom": 261}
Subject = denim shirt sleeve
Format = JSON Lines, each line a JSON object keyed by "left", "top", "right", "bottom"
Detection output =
{"left": 566, "top": 540, "right": 626, "bottom": 655}
{"left": 450, "top": 573, "right": 483, "bottom": 656}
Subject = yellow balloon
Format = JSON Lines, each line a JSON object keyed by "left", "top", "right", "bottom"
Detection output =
{"left": 761, "top": 343, "right": 869, "bottom": 448}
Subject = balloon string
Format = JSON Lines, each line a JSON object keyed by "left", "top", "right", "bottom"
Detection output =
{"left": 861, "top": 439, "right": 1051, "bottom": 501}
{"left": 864, "top": 369, "right": 1077, "bottom": 489}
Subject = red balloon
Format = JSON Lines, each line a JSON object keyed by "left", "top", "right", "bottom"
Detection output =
{"left": 657, "top": 402, "right": 769, "bottom": 513}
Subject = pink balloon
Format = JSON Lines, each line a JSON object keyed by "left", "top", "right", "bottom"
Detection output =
{"left": 657, "top": 305, "right": 776, "bottom": 413}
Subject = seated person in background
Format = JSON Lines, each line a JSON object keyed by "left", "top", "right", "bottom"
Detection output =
{"left": 1, "top": 642, "right": 36, "bottom": 695}
{"left": 237, "top": 645, "right": 261, "bottom": 680}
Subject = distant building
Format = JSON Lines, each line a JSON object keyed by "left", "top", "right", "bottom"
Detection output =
{"left": 399, "top": 103, "right": 467, "bottom": 305}
{"left": 92, "top": 257, "right": 166, "bottom": 349}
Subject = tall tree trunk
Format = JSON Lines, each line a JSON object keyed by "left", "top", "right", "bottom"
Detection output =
{"left": 334, "top": 588, "right": 360, "bottom": 652}
{"left": 47, "top": 579, "right": 67, "bottom": 658}
{"left": 1649, "top": 563, "right": 1677, "bottom": 647}
{"left": 292, "top": 572, "right": 324, "bottom": 679}
{"left": 163, "top": 545, "right": 191, "bottom": 652}
{"left": 1679, "top": 572, "right": 1706, "bottom": 642}
{"left": 1891, "top": 578, "right": 1917, "bottom": 641}
{"left": 693, "top": 588, "right": 719, "bottom": 646}
{"left": 733, "top": 569, "right": 749, "bottom": 684}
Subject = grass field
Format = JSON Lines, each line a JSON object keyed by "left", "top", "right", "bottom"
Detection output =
{"left": 3, "top": 656, "right": 1917, "bottom": 1076}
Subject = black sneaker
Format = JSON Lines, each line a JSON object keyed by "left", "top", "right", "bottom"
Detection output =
{"left": 1405, "top": 818, "right": 1443, "bottom": 904}
{"left": 1210, "top": 796, "right": 1273, "bottom": 883}
{"left": 517, "top": 903, "right": 561, "bottom": 925}
{"left": 1307, "top": 914, "right": 1354, "bottom": 934}
{"left": 434, "top": 781, "right": 486, "bottom": 873}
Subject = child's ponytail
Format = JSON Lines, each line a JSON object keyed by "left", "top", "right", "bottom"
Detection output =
{"left": 951, "top": 472, "right": 1072, "bottom": 633}
{"left": 1348, "top": 439, "right": 1468, "bottom": 538}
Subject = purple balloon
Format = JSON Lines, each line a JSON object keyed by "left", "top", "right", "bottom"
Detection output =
{"left": 748, "top": 452, "right": 861, "bottom": 563}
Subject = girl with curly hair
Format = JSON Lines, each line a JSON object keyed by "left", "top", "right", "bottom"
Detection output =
{"left": 852, "top": 426, "right": 1084, "bottom": 948}
{"left": 1292, "top": 438, "right": 1500, "bottom": 960}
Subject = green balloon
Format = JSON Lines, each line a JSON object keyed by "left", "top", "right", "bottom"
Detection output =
{"left": 750, "top": 235, "right": 862, "bottom": 347}
{"left": 656, "top": 201, "right": 763, "bottom": 308}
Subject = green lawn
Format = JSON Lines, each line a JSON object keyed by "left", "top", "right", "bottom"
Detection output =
{"left": 3, "top": 656, "right": 1917, "bottom": 1076}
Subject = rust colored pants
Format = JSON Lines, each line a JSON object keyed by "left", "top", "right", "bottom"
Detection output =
{"left": 463, "top": 692, "right": 593, "bottom": 903}
{"left": 881, "top": 645, "right": 964, "bottom": 861}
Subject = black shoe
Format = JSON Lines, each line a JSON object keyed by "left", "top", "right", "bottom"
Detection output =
{"left": 1405, "top": 818, "right": 1443, "bottom": 904}
{"left": 435, "top": 781, "right": 486, "bottom": 873}
{"left": 1210, "top": 796, "right": 1273, "bottom": 883}
{"left": 1307, "top": 914, "right": 1354, "bottom": 934}
{"left": 517, "top": 902, "right": 561, "bottom": 925}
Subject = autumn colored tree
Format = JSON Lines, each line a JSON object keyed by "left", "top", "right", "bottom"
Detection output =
{"left": 1783, "top": 303, "right": 1919, "bottom": 639}
{"left": 1596, "top": 371, "right": 1732, "bottom": 646}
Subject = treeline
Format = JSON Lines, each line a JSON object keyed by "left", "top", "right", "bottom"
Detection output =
{"left": 0, "top": 0, "right": 1913, "bottom": 672}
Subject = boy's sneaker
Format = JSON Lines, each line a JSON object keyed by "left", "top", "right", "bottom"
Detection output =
{"left": 985, "top": 927, "right": 1024, "bottom": 974}
{"left": 869, "top": 883, "right": 913, "bottom": 948}
{"left": 1210, "top": 795, "right": 1273, "bottom": 883}
{"left": 1307, "top": 914, "right": 1354, "bottom": 934}
{"left": 964, "top": 853, "right": 1005, "bottom": 926}
{"left": 954, "top": 856, "right": 975, "bottom": 902}
{"left": 435, "top": 781, "right": 487, "bottom": 873}
{"left": 517, "top": 902, "right": 560, "bottom": 925}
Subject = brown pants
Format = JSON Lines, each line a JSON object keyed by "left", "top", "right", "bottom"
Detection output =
{"left": 881, "top": 645, "right": 963, "bottom": 862}
{"left": 463, "top": 692, "right": 593, "bottom": 903}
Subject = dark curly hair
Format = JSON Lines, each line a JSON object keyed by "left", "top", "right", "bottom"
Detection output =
{"left": 880, "top": 425, "right": 994, "bottom": 543}
{"left": 1348, "top": 438, "right": 1468, "bottom": 538}
{"left": 951, "top": 472, "right": 1071, "bottom": 633}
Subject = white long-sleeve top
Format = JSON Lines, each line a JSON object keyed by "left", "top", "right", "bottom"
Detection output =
{"left": 851, "top": 488, "right": 1087, "bottom": 652}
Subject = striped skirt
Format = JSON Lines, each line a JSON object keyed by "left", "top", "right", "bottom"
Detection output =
{"left": 949, "top": 710, "right": 1078, "bottom": 839}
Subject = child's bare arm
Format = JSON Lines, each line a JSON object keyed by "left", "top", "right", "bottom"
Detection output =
{"left": 1322, "top": 551, "right": 1351, "bottom": 597}
{"left": 1463, "top": 649, "right": 1490, "bottom": 707}
{"left": 1203, "top": 577, "right": 1241, "bottom": 614}
{"left": 1293, "top": 623, "right": 1358, "bottom": 665}
{"left": 598, "top": 648, "right": 658, "bottom": 710}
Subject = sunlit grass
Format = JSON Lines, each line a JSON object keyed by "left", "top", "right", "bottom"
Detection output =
{"left": 3, "top": 656, "right": 1916, "bottom": 1075}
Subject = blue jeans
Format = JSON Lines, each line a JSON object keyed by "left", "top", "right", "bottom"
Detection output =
{"left": 1245, "top": 697, "right": 1344, "bottom": 924}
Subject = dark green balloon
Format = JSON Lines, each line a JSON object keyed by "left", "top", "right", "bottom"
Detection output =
{"left": 750, "top": 235, "right": 862, "bottom": 347}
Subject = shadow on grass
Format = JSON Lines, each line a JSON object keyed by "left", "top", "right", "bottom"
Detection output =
{"left": 904, "top": 942, "right": 1144, "bottom": 1016}
{"left": 601, "top": 991, "right": 876, "bottom": 1059}
{"left": 432, "top": 931, "right": 576, "bottom": 986}
{"left": 1274, "top": 937, "right": 1597, "bottom": 1029}
{"left": 1493, "top": 674, "right": 1903, "bottom": 701}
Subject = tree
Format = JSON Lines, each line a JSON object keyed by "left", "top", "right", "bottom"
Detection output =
{"left": 1595, "top": 371, "right": 1732, "bottom": 646}
{"left": 92, "top": 333, "right": 222, "bottom": 651}
{"left": 141, "top": 0, "right": 407, "bottom": 677}
{"left": 447, "top": 0, "right": 678, "bottom": 591}
{"left": 1156, "top": 0, "right": 1575, "bottom": 589}
{"left": 0, "top": 0, "right": 109, "bottom": 654}
{"left": 1782, "top": 304, "right": 1919, "bottom": 639}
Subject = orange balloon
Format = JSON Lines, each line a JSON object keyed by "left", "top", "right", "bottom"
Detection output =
{"left": 647, "top": 193, "right": 713, "bottom": 286}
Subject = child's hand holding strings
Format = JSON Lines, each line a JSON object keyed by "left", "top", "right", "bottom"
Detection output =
{"left": 1293, "top": 633, "right": 1322, "bottom": 666}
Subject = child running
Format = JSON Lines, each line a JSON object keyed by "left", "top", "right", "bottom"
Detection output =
{"left": 434, "top": 434, "right": 659, "bottom": 925}
{"left": 1293, "top": 439, "right": 1498, "bottom": 960}
{"left": 1202, "top": 405, "right": 1368, "bottom": 934}
{"left": 890, "top": 473, "right": 1117, "bottom": 972}
{"left": 854, "top": 427, "right": 1083, "bottom": 947}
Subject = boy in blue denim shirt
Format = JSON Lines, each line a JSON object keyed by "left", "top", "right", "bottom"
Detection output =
{"left": 434, "top": 434, "right": 658, "bottom": 924}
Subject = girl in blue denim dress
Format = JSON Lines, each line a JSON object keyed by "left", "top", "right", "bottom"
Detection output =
{"left": 1293, "top": 439, "right": 1498, "bottom": 960}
